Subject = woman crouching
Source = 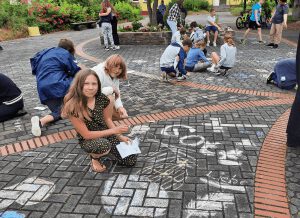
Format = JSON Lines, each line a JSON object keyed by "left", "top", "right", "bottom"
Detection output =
{"left": 62, "top": 69, "right": 137, "bottom": 172}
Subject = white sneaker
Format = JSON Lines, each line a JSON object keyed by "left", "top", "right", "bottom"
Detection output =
{"left": 31, "top": 116, "right": 41, "bottom": 137}
{"left": 112, "top": 45, "right": 120, "bottom": 50}
{"left": 206, "top": 41, "right": 210, "bottom": 46}
{"left": 213, "top": 42, "right": 217, "bottom": 47}
{"left": 177, "top": 75, "right": 186, "bottom": 81}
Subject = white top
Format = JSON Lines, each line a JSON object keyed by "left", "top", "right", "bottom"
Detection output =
{"left": 171, "top": 31, "right": 183, "bottom": 47}
{"left": 91, "top": 63, "right": 123, "bottom": 109}
{"left": 218, "top": 43, "right": 237, "bottom": 68}
{"left": 206, "top": 15, "right": 216, "bottom": 26}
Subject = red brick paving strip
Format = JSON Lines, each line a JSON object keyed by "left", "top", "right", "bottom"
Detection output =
{"left": 254, "top": 109, "right": 291, "bottom": 218}
{"left": 0, "top": 98, "right": 293, "bottom": 157}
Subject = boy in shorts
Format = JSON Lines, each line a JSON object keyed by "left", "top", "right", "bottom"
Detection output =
{"left": 241, "top": 0, "right": 265, "bottom": 44}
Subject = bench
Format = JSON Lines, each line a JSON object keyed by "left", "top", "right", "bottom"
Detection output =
{"left": 71, "top": 21, "right": 97, "bottom": 31}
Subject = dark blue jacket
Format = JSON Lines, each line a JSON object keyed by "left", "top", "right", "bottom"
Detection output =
{"left": 30, "top": 47, "right": 80, "bottom": 104}
{"left": 171, "top": 42, "right": 187, "bottom": 75}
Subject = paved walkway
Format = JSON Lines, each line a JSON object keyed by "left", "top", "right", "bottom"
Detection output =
{"left": 0, "top": 14, "right": 299, "bottom": 218}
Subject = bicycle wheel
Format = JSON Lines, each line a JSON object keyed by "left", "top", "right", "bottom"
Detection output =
{"left": 236, "top": 17, "right": 244, "bottom": 29}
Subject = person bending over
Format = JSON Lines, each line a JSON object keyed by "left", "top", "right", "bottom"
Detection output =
{"left": 30, "top": 39, "right": 81, "bottom": 136}
{"left": 160, "top": 38, "right": 192, "bottom": 81}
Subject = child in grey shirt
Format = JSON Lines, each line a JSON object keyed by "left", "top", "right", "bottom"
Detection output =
{"left": 208, "top": 34, "right": 236, "bottom": 76}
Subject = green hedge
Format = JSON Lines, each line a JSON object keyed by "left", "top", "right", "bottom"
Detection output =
{"left": 184, "top": 0, "right": 209, "bottom": 11}
{"left": 114, "top": 1, "right": 142, "bottom": 21}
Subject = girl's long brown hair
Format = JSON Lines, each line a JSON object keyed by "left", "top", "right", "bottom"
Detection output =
{"left": 62, "top": 69, "right": 101, "bottom": 121}
{"left": 224, "top": 34, "right": 235, "bottom": 46}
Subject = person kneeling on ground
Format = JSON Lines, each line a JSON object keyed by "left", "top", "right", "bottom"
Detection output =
{"left": 286, "top": 33, "right": 300, "bottom": 147}
{"left": 30, "top": 39, "right": 81, "bottom": 137}
{"left": 160, "top": 39, "right": 192, "bottom": 81}
{"left": 208, "top": 34, "right": 237, "bottom": 76}
{"left": 62, "top": 69, "right": 137, "bottom": 172}
{"left": 185, "top": 40, "right": 211, "bottom": 73}
{"left": 91, "top": 54, "right": 128, "bottom": 120}
{"left": 266, "top": 58, "right": 296, "bottom": 90}
{"left": 0, "top": 73, "right": 27, "bottom": 122}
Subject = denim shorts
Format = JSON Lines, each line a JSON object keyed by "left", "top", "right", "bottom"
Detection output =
{"left": 205, "top": 26, "right": 218, "bottom": 32}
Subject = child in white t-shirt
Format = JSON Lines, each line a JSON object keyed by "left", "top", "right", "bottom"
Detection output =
{"left": 205, "top": 8, "right": 222, "bottom": 47}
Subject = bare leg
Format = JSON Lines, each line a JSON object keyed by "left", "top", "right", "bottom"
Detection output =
{"left": 257, "top": 28, "right": 262, "bottom": 41}
{"left": 40, "top": 115, "right": 55, "bottom": 127}
{"left": 206, "top": 31, "right": 210, "bottom": 43}
{"left": 211, "top": 52, "right": 220, "bottom": 65}
{"left": 213, "top": 31, "right": 218, "bottom": 43}
{"left": 243, "top": 28, "right": 251, "bottom": 39}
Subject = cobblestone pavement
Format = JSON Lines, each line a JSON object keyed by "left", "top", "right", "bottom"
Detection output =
{"left": 0, "top": 25, "right": 299, "bottom": 218}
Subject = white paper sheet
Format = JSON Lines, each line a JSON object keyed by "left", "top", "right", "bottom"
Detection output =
{"left": 116, "top": 137, "right": 141, "bottom": 159}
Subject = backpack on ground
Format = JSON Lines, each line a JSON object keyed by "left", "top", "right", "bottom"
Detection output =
{"left": 270, "top": 58, "right": 296, "bottom": 90}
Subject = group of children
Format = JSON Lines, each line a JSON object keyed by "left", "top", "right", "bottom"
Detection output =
{"left": 160, "top": 8, "right": 237, "bottom": 81}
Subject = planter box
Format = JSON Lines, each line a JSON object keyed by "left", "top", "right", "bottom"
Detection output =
{"left": 100, "top": 31, "right": 172, "bottom": 45}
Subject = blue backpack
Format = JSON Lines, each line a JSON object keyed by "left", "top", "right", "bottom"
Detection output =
{"left": 272, "top": 58, "right": 296, "bottom": 90}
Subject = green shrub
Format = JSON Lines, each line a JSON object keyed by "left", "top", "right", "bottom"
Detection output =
{"left": 59, "top": 2, "right": 87, "bottom": 22}
{"left": 132, "top": 20, "right": 142, "bottom": 31}
{"left": 114, "top": 1, "right": 142, "bottom": 21}
{"left": 0, "top": 1, "right": 29, "bottom": 31}
{"left": 184, "top": 0, "right": 209, "bottom": 11}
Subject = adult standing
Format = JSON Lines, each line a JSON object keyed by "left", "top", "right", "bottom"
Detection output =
{"left": 286, "top": 33, "right": 300, "bottom": 147}
{"left": 99, "top": 0, "right": 118, "bottom": 50}
{"left": 167, "top": 0, "right": 184, "bottom": 35}
{"left": 0, "top": 73, "right": 26, "bottom": 122}
{"left": 157, "top": 0, "right": 166, "bottom": 27}
{"left": 241, "top": 0, "right": 265, "bottom": 44}
{"left": 266, "top": 0, "right": 288, "bottom": 49}
{"left": 30, "top": 39, "right": 81, "bottom": 137}
{"left": 103, "top": 0, "right": 120, "bottom": 47}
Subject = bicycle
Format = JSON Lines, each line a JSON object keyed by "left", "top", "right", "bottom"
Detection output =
{"left": 236, "top": 10, "right": 250, "bottom": 29}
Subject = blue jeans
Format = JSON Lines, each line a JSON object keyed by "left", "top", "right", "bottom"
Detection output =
{"left": 44, "top": 98, "right": 64, "bottom": 122}
{"left": 167, "top": 19, "right": 177, "bottom": 35}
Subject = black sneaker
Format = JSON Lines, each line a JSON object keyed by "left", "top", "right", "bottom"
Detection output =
{"left": 0, "top": 45, "right": 3, "bottom": 51}
{"left": 266, "top": 72, "right": 274, "bottom": 84}
{"left": 266, "top": 43, "right": 274, "bottom": 46}
{"left": 273, "top": 44, "right": 278, "bottom": 49}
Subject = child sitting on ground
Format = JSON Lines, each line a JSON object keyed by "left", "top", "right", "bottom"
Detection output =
{"left": 91, "top": 54, "right": 128, "bottom": 120}
{"left": 185, "top": 40, "right": 211, "bottom": 72}
{"left": 207, "top": 34, "right": 236, "bottom": 76}
{"left": 160, "top": 38, "right": 192, "bottom": 81}
{"left": 171, "top": 27, "right": 187, "bottom": 47}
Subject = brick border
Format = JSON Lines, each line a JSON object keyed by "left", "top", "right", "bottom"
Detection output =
{"left": 0, "top": 98, "right": 293, "bottom": 157}
{"left": 254, "top": 109, "right": 291, "bottom": 218}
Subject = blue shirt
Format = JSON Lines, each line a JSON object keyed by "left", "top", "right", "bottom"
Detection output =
{"left": 250, "top": 3, "right": 261, "bottom": 22}
{"left": 30, "top": 47, "right": 81, "bottom": 104}
{"left": 158, "top": 4, "right": 166, "bottom": 15}
{"left": 171, "top": 42, "right": 187, "bottom": 75}
{"left": 186, "top": 47, "right": 209, "bottom": 68}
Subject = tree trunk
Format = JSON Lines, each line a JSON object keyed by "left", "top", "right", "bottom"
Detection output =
{"left": 293, "top": 0, "right": 300, "bottom": 20}
{"left": 147, "top": 0, "right": 158, "bottom": 25}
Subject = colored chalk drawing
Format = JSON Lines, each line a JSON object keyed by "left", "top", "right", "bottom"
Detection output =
{"left": 0, "top": 177, "right": 55, "bottom": 210}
